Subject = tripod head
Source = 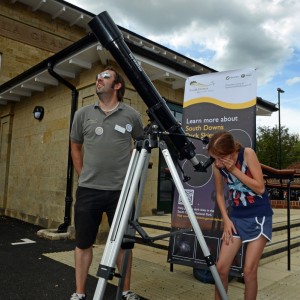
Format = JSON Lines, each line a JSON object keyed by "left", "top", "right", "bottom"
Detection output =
{"left": 88, "top": 11, "right": 213, "bottom": 172}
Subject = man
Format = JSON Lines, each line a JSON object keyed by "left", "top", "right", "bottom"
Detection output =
{"left": 70, "top": 66, "right": 144, "bottom": 300}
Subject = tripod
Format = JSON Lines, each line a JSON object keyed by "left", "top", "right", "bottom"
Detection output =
{"left": 92, "top": 126, "right": 227, "bottom": 300}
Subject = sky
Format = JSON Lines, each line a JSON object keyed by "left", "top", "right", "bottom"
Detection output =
{"left": 67, "top": 0, "right": 299, "bottom": 135}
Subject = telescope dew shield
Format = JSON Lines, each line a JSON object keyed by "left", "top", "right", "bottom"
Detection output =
{"left": 88, "top": 11, "right": 199, "bottom": 165}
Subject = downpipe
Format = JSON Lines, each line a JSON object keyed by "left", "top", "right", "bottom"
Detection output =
{"left": 47, "top": 61, "right": 78, "bottom": 233}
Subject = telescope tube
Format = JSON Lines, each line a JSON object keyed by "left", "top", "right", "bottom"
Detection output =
{"left": 88, "top": 11, "right": 204, "bottom": 170}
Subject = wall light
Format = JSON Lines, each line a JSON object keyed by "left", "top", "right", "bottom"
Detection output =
{"left": 33, "top": 106, "right": 44, "bottom": 121}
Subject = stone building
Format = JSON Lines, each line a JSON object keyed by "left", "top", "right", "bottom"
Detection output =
{"left": 0, "top": 0, "right": 277, "bottom": 236}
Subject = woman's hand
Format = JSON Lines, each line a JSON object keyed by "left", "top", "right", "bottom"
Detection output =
{"left": 219, "top": 155, "right": 236, "bottom": 172}
{"left": 222, "top": 218, "right": 237, "bottom": 245}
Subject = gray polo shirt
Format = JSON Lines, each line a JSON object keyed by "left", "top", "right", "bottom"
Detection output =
{"left": 70, "top": 102, "right": 144, "bottom": 190}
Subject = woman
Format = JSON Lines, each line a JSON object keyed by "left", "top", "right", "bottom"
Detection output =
{"left": 207, "top": 131, "right": 273, "bottom": 300}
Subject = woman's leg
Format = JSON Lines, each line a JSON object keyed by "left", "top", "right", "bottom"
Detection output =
{"left": 243, "top": 235, "right": 267, "bottom": 300}
{"left": 215, "top": 237, "right": 242, "bottom": 300}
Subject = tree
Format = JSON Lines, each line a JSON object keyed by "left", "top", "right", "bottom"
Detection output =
{"left": 256, "top": 126, "right": 300, "bottom": 169}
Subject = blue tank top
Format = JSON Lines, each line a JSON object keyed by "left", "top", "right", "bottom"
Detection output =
{"left": 219, "top": 147, "right": 273, "bottom": 218}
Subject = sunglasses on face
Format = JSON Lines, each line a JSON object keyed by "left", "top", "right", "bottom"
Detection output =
{"left": 96, "top": 72, "right": 111, "bottom": 80}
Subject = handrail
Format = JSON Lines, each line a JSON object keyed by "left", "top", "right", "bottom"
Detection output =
{"left": 261, "top": 164, "right": 295, "bottom": 179}
{"left": 260, "top": 163, "right": 294, "bottom": 271}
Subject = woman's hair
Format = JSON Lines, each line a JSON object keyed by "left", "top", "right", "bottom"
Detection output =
{"left": 207, "top": 131, "right": 242, "bottom": 156}
{"left": 104, "top": 66, "right": 125, "bottom": 102}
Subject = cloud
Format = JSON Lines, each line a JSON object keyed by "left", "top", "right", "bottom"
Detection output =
{"left": 72, "top": 0, "right": 299, "bottom": 87}
{"left": 286, "top": 77, "right": 300, "bottom": 86}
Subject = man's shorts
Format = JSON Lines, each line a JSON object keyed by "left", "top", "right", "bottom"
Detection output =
{"left": 231, "top": 216, "right": 272, "bottom": 243}
{"left": 74, "top": 187, "right": 121, "bottom": 249}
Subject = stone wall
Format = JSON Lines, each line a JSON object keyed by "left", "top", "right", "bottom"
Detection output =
{"left": 0, "top": 0, "right": 85, "bottom": 226}
{"left": 5, "top": 81, "right": 76, "bottom": 227}
{"left": 271, "top": 200, "right": 300, "bottom": 209}
{"left": 0, "top": 0, "right": 85, "bottom": 84}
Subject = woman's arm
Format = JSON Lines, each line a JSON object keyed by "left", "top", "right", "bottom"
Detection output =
{"left": 213, "top": 164, "right": 237, "bottom": 240}
{"left": 221, "top": 147, "right": 265, "bottom": 195}
{"left": 214, "top": 165, "right": 230, "bottom": 222}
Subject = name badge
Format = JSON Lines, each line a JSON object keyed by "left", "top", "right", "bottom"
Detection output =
{"left": 114, "top": 124, "right": 126, "bottom": 134}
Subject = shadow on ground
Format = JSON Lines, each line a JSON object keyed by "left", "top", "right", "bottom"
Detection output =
{"left": 0, "top": 216, "right": 146, "bottom": 300}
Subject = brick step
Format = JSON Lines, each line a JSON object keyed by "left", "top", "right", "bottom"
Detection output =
{"left": 261, "top": 223, "right": 300, "bottom": 265}
{"left": 134, "top": 216, "right": 300, "bottom": 262}
{"left": 272, "top": 218, "right": 300, "bottom": 236}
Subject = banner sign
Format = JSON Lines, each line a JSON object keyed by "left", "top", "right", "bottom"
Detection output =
{"left": 168, "top": 68, "right": 257, "bottom": 277}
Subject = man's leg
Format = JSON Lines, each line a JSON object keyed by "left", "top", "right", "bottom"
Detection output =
{"left": 73, "top": 187, "right": 104, "bottom": 298}
{"left": 117, "top": 248, "right": 133, "bottom": 292}
{"left": 75, "top": 246, "right": 93, "bottom": 294}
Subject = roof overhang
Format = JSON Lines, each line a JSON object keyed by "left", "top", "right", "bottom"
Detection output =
{"left": 12, "top": 0, "right": 94, "bottom": 30}
{"left": 1, "top": 0, "right": 216, "bottom": 105}
{"left": 1, "top": 0, "right": 277, "bottom": 117}
{"left": 256, "top": 97, "right": 278, "bottom": 116}
{"left": 0, "top": 32, "right": 213, "bottom": 104}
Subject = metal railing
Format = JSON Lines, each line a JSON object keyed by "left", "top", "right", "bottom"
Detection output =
{"left": 261, "top": 164, "right": 295, "bottom": 270}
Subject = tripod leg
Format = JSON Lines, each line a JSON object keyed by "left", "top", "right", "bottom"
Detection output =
{"left": 115, "top": 153, "right": 151, "bottom": 298}
{"left": 134, "top": 153, "right": 151, "bottom": 219}
{"left": 93, "top": 147, "right": 150, "bottom": 300}
{"left": 116, "top": 153, "right": 151, "bottom": 299}
{"left": 160, "top": 141, "right": 228, "bottom": 300}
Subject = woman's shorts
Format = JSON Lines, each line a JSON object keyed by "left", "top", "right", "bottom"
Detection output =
{"left": 231, "top": 216, "right": 272, "bottom": 243}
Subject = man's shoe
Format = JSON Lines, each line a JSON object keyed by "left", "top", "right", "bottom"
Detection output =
{"left": 70, "top": 293, "right": 87, "bottom": 300}
{"left": 122, "top": 291, "right": 140, "bottom": 300}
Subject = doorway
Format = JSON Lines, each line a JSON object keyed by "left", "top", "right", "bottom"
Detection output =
{"left": 0, "top": 115, "right": 12, "bottom": 210}
{"left": 157, "top": 102, "right": 182, "bottom": 213}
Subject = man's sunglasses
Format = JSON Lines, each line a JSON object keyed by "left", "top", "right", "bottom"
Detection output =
{"left": 96, "top": 72, "right": 111, "bottom": 80}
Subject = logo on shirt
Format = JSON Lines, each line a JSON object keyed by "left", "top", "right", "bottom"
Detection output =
{"left": 95, "top": 127, "right": 103, "bottom": 135}
{"left": 126, "top": 124, "right": 133, "bottom": 132}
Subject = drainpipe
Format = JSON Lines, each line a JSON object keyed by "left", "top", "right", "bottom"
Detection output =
{"left": 47, "top": 61, "right": 78, "bottom": 233}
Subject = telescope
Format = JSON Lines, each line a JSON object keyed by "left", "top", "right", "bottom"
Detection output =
{"left": 88, "top": 11, "right": 212, "bottom": 172}
{"left": 88, "top": 12, "right": 227, "bottom": 300}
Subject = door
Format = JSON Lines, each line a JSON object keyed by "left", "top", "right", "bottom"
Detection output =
{"left": 157, "top": 102, "right": 183, "bottom": 213}
{"left": 0, "top": 115, "right": 12, "bottom": 210}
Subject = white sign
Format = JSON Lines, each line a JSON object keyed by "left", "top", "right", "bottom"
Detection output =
{"left": 11, "top": 238, "right": 36, "bottom": 245}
